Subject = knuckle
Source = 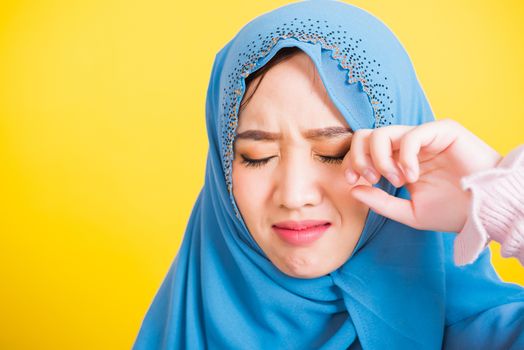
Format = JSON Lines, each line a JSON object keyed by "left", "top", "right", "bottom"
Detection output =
{"left": 369, "top": 128, "right": 387, "bottom": 143}
{"left": 353, "top": 129, "right": 371, "bottom": 140}
{"left": 399, "top": 133, "right": 411, "bottom": 147}
{"left": 441, "top": 118, "right": 459, "bottom": 128}
{"left": 374, "top": 160, "right": 391, "bottom": 174}
{"left": 398, "top": 136, "right": 413, "bottom": 158}
{"left": 401, "top": 128, "right": 420, "bottom": 150}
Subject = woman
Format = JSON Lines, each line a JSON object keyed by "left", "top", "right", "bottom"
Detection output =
{"left": 133, "top": 1, "right": 524, "bottom": 348}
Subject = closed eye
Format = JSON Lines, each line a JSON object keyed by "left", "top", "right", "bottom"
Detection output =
{"left": 240, "top": 154, "right": 345, "bottom": 168}
{"left": 316, "top": 154, "right": 345, "bottom": 164}
{"left": 240, "top": 155, "right": 274, "bottom": 168}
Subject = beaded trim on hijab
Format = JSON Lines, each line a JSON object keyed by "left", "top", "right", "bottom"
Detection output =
{"left": 221, "top": 18, "right": 394, "bottom": 219}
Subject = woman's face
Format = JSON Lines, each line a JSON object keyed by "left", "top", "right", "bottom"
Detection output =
{"left": 232, "top": 51, "right": 371, "bottom": 279}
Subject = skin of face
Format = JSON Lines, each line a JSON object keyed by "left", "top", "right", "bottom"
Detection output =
{"left": 232, "top": 51, "right": 371, "bottom": 279}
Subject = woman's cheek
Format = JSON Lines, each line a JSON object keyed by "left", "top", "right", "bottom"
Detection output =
{"left": 326, "top": 169, "right": 371, "bottom": 210}
{"left": 232, "top": 167, "right": 270, "bottom": 215}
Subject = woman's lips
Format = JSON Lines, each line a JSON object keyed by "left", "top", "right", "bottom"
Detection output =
{"left": 272, "top": 220, "right": 331, "bottom": 246}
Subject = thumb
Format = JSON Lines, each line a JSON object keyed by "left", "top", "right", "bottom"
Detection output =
{"left": 350, "top": 185, "right": 418, "bottom": 228}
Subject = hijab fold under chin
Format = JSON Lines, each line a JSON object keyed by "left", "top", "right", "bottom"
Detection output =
{"left": 133, "top": 1, "right": 524, "bottom": 349}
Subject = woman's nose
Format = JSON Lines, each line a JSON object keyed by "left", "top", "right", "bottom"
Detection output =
{"left": 272, "top": 154, "right": 322, "bottom": 210}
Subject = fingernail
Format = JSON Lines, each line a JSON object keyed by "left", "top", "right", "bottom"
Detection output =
{"left": 345, "top": 169, "right": 358, "bottom": 184}
{"left": 363, "top": 168, "right": 378, "bottom": 183}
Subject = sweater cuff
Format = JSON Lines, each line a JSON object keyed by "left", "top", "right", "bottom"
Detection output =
{"left": 501, "top": 217, "right": 524, "bottom": 265}
{"left": 454, "top": 144, "right": 524, "bottom": 266}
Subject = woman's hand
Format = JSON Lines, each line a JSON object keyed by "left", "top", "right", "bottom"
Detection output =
{"left": 344, "top": 118, "right": 502, "bottom": 233}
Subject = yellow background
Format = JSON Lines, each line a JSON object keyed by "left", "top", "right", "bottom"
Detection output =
{"left": 1, "top": 0, "right": 523, "bottom": 348}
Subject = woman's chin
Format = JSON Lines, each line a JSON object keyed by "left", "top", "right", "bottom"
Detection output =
{"left": 273, "top": 253, "right": 339, "bottom": 279}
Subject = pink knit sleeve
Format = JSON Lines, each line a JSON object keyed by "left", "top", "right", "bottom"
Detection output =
{"left": 454, "top": 144, "right": 524, "bottom": 266}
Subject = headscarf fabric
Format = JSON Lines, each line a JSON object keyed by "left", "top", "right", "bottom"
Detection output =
{"left": 133, "top": 1, "right": 524, "bottom": 348}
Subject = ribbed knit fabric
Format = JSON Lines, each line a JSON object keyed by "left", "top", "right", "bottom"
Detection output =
{"left": 454, "top": 144, "right": 524, "bottom": 266}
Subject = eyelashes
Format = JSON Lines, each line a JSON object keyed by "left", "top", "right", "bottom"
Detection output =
{"left": 240, "top": 155, "right": 273, "bottom": 168}
{"left": 240, "top": 154, "right": 345, "bottom": 168}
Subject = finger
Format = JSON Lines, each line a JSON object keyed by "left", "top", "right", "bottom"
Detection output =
{"left": 346, "top": 129, "right": 381, "bottom": 185}
{"left": 398, "top": 119, "right": 460, "bottom": 181}
{"left": 344, "top": 129, "right": 374, "bottom": 184}
{"left": 369, "top": 125, "right": 414, "bottom": 187}
{"left": 350, "top": 185, "right": 418, "bottom": 228}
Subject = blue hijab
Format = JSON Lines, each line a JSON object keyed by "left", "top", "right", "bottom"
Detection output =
{"left": 133, "top": 1, "right": 524, "bottom": 348}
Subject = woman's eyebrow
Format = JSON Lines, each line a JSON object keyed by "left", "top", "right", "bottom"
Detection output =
{"left": 235, "top": 126, "right": 353, "bottom": 142}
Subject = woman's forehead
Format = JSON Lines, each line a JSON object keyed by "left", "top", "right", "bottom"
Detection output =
{"left": 236, "top": 107, "right": 349, "bottom": 139}
{"left": 237, "top": 55, "right": 347, "bottom": 132}
{"left": 242, "top": 52, "right": 326, "bottom": 104}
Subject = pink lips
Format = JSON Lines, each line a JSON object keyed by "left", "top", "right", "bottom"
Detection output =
{"left": 272, "top": 220, "right": 331, "bottom": 246}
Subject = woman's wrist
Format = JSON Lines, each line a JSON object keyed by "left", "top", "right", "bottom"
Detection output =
{"left": 454, "top": 144, "right": 524, "bottom": 265}
{"left": 457, "top": 150, "right": 502, "bottom": 233}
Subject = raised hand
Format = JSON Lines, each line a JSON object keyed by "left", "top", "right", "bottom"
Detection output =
{"left": 343, "top": 118, "right": 502, "bottom": 233}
